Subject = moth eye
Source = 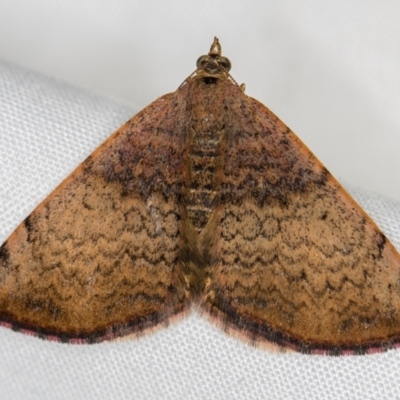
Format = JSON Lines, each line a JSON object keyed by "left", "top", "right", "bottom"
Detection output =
{"left": 220, "top": 56, "right": 231, "bottom": 72}
{"left": 196, "top": 55, "right": 209, "bottom": 69}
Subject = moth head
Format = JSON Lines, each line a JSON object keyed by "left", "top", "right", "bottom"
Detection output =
{"left": 196, "top": 37, "right": 232, "bottom": 75}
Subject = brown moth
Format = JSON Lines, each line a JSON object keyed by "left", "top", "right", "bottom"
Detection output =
{"left": 1, "top": 38, "right": 400, "bottom": 355}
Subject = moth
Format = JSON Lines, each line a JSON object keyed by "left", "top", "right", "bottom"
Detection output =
{"left": 1, "top": 38, "right": 400, "bottom": 355}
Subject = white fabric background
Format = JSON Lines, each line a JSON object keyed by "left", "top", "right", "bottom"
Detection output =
{"left": 1, "top": 2, "right": 400, "bottom": 399}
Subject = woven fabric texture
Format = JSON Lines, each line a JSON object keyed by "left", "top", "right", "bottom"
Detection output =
{"left": 1, "top": 59, "right": 400, "bottom": 400}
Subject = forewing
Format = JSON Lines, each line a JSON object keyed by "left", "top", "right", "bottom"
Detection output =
{"left": 203, "top": 95, "right": 400, "bottom": 354}
{"left": 0, "top": 93, "right": 189, "bottom": 342}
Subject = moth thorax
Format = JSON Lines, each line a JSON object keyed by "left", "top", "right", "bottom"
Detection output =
{"left": 185, "top": 125, "right": 225, "bottom": 233}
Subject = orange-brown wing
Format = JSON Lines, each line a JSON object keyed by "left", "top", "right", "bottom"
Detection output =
{"left": 0, "top": 93, "right": 189, "bottom": 343}
{"left": 203, "top": 95, "right": 400, "bottom": 355}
